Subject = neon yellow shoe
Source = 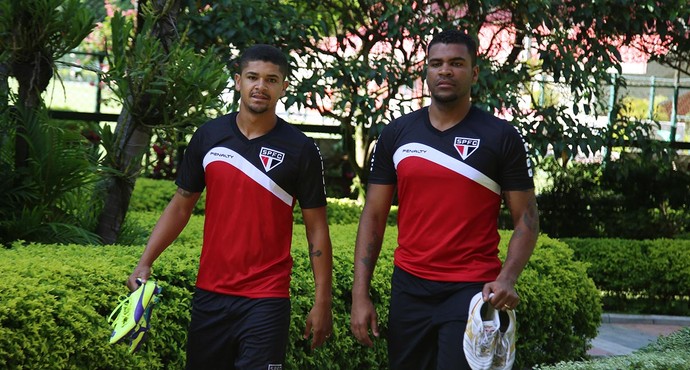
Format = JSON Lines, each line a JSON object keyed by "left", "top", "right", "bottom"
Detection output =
{"left": 127, "top": 291, "right": 161, "bottom": 353}
{"left": 108, "top": 280, "right": 161, "bottom": 345}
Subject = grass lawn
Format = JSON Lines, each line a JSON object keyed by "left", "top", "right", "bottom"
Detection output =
{"left": 9, "top": 77, "right": 123, "bottom": 114}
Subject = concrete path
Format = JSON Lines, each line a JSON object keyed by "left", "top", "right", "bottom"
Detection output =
{"left": 587, "top": 313, "right": 690, "bottom": 357}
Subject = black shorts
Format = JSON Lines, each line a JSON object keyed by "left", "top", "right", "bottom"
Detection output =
{"left": 185, "top": 288, "right": 290, "bottom": 370}
{"left": 388, "top": 266, "right": 484, "bottom": 370}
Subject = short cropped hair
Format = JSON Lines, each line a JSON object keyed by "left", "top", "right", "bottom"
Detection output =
{"left": 427, "top": 29, "right": 478, "bottom": 66}
{"left": 239, "top": 44, "right": 290, "bottom": 80}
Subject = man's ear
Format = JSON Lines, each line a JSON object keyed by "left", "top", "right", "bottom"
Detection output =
{"left": 234, "top": 73, "right": 241, "bottom": 91}
{"left": 281, "top": 80, "right": 288, "bottom": 97}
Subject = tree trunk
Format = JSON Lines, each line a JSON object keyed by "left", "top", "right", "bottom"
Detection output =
{"left": 96, "top": 107, "right": 152, "bottom": 244}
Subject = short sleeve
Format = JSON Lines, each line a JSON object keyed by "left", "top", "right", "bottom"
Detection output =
{"left": 296, "top": 139, "right": 327, "bottom": 209}
{"left": 498, "top": 125, "right": 534, "bottom": 191}
{"left": 368, "top": 122, "right": 398, "bottom": 185}
{"left": 175, "top": 129, "right": 206, "bottom": 193}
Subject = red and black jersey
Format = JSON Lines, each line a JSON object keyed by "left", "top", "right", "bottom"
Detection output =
{"left": 176, "top": 113, "right": 326, "bottom": 298}
{"left": 369, "top": 106, "right": 534, "bottom": 282}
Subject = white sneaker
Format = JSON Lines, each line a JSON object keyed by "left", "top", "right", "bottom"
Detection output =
{"left": 490, "top": 309, "right": 516, "bottom": 370}
{"left": 464, "top": 292, "right": 500, "bottom": 370}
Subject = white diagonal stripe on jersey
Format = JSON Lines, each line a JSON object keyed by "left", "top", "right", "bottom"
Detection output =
{"left": 203, "top": 147, "right": 293, "bottom": 206}
{"left": 393, "top": 143, "right": 500, "bottom": 195}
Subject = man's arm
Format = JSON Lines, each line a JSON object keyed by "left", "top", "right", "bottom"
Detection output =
{"left": 350, "top": 183, "right": 395, "bottom": 347}
{"left": 301, "top": 206, "right": 334, "bottom": 349}
{"left": 484, "top": 189, "right": 539, "bottom": 309}
{"left": 127, "top": 188, "right": 201, "bottom": 290}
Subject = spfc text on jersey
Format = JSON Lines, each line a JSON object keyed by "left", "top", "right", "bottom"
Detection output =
{"left": 260, "top": 147, "right": 285, "bottom": 172}
{"left": 454, "top": 137, "right": 480, "bottom": 160}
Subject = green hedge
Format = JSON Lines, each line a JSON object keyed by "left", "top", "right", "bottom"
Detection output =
{"left": 130, "top": 177, "right": 398, "bottom": 226}
{"left": 0, "top": 243, "right": 190, "bottom": 369}
{"left": 536, "top": 158, "right": 690, "bottom": 240}
{"left": 0, "top": 214, "right": 600, "bottom": 369}
{"left": 563, "top": 238, "right": 690, "bottom": 315}
{"left": 130, "top": 178, "right": 206, "bottom": 215}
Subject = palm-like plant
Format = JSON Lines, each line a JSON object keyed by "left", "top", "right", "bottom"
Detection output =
{"left": 0, "top": 0, "right": 97, "bottom": 245}
{"left": 0, "top": 106, "right": 101, "bottom": 245}
{"left": 94, "top": 3, "right": 229, "bottom": 243}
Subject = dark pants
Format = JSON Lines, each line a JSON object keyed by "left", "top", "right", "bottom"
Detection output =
{"left": 185, "top": 288, "right": 290, "bottom": 370}
{"left": 388, "top": 266, "right": 484, "bottom": 370}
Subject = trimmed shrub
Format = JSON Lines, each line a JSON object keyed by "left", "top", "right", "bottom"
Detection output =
{"left": 130, "top": 178, "right": 206, "bottom": 215}
{"left": 132, "top": 177, "right": 398, "bottom": 227}
{"left": 564, "top": 238, "right": 690, "bottom": 315}
{"left": 511, "top": 235, "right": 601, "bottom": 368}
{"left": 0, "top": 243, "right": 187, "bottom": 369}
{"left": 536, "top": 158, "right": 690, "bottom": 240}
{"left": 0, "top": 218, "right": 599, "bottom": 369}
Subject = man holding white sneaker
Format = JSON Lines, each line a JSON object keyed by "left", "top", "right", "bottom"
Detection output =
{"left": 350, "top": 29, "right": 539, "bottom": 370}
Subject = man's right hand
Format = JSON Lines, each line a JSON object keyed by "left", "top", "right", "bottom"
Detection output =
{"left": 350, "top": 295, "right": 380, "bottom": 347}
{"left": 127, "top": 264, "right": 151, "bottom": 291}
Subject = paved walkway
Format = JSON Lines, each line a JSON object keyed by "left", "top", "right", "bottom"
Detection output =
{"left": 587, "top": 313, "right": 690, "bottom": 357}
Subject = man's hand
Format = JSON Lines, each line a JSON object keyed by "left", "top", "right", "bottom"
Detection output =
{"left": 350, "top": 295, "right": 379, "bottom": 347}
{"left": 127, "top": 264, "right": 151, "bottom": 291}
{"left": 303, "top": 302, "right": 333, "bottom": 350}
{"left": 483, "top": 279, "right": 520, "bottom": 311}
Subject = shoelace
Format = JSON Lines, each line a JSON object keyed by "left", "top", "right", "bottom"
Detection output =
{"left": 108, "top": 294, "right": 132, "bottom": 327}
{"left": 492, "top": 332, "right": 507, "bottom": 366}
{"left": 477, "top": 323, "right": 497, "bottom": 356}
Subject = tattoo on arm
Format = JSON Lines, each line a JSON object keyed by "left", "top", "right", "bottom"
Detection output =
{"left": 308, "top": 242, "right": 321, "bottom": 280}
{"left": 361, "top": 243, "right": 375, "bottom": 269}
{"left": 308, "top": 242, "right": 322, "bottom": 258}
{"left": 359, "top": 232, "right": 381, "bottom": 281}
{"left": 503, "top": 191, "right": 539, "bottom": 236}
{"left": 523, "top": 199, "right": 539, "bottom": 233}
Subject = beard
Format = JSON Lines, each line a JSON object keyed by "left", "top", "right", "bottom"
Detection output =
{"left": 247, "top": 104, "right": 269, "bottom": 114}
{"left": 431, "top": 90, "right": 459, "bottom": 104}
{"left": 244, "top": 100, "right": 270, "bottom": 114}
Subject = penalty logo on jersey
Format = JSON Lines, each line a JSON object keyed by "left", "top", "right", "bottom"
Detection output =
{"left": 454, "top": 137, "right": 480, "bottom": 160}
{"left": 259, "top": 147, "right": 284, "bottom": 172}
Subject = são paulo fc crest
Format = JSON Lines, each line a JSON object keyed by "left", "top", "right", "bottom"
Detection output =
{"left": 454, "top": 137, "right": 480, "bottom": 160}
{"left": 259, "top": 147, "right": 284, "bottom": 172}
